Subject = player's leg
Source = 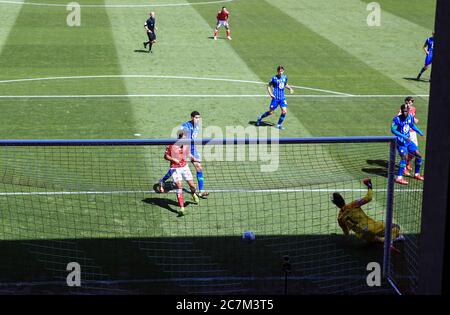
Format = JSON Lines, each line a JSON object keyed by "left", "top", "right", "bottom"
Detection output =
{"left": 417, "top": 55, "right": 432, "bottom": 79}
{"left": 395, "top": 149, "right": 409, "bottom": 185}
{"left": 145, "top": 33, "right": 152, "bottom": 51}
{"left": 148, "top": 33, "right": 156, "bottom": 53}
{"left": 192, "top": 160, "right": 208, "bottom": 198}
{"left": 171, "top": 169, "right": 185, "bottom": 214}
{"left": 187, "top": 179, "right": 199, "bottom": 204}
{"left": 213, "top": 22, "right": 220, "bottom": 40}
{"left": 157, "top": 168, "right": 173, "bottom": 192}
{"left": 411, "top": 149, "right": 424, "bottom": 181}
{"left": 257, "top": 100, "right": 277, "bottom": 126}
{"left": 144, "top": 32, "right": 150, "bottom": 48}
{"left": 182, "top": 165, "right": 199, "bottom": 204}
{"left": 405, "top": 153, "right": 414, "bottom": 173}
{"left": 225, "top": 23, "right": 231, "bottom": 40}
{"left": 174, "top": 181, "right": 186, "bottom": 216}
{"left": 276, "top": 101, "right": 288, "bottom": 130}
{"left": 406, "top": 132, "right": 419, "bottom": 172}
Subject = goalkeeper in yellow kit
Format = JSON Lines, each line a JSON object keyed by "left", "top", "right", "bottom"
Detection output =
{"left": 331, "top": 178, "right": 404, "bottom": 243}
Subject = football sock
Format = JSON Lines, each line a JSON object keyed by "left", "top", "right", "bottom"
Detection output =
{"left": 176, "top": 189, "right": 184, "bottom": 208}
{"left": 398, "top": 159, "right": 407, "bottom": 177}
{"left": 277, "top": 113, "right": 286, "bottom": 126}
{"left": 226, "top": 30, "right": 231, "bottom": 37}
{"left": 197, "top": 171, "right": 204, "bottom": 191}
{"left": 148, "top": 43, "right": 153, "bottom": 52}
{"left": 407, "top": 153, "right": 413, "bottom": 166}
{"left": 415, "top": 157, "right": 422, "bottom": 174}
{"left": 260, "top": 111, "right": 270, "bottom": 120}
{"left": 417, "top": 67, "right": 426, "bottom": 78}
{"left": 160, "top": 169, "right": 172, "bottom": 183}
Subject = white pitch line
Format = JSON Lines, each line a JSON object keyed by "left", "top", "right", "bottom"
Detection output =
{"left": 0, "top": 74, "right": 351, "bottom": 96}
{"left": 0, "top": 0, "right": 233, "bottom": 8}
{"left": 0, "top": 94, "right": 430, "bottom": 99}
{"left": 0, "top": 188, "right": 422, "bottom": 196}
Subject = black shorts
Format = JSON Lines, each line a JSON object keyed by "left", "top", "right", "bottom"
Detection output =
{"left": 147, "top": 32, "right": 156, "bottom": 41}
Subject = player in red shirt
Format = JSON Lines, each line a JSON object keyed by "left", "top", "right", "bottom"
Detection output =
{"left": 163, "top": 130, "right": 200, "bottom": 216}
{"left": 397, "top": 96, "right": 419, "bottom": 175}
{"left": 213, "top": 7, "right": 231, "bottom": 40}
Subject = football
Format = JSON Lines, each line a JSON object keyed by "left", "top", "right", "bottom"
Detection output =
{"left": 242, "top": 230, "right": 255, "bottom": 241}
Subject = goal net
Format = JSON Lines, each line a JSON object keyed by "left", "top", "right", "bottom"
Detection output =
{"left": 0, "top": 137, "right": 421, "bottom": 294}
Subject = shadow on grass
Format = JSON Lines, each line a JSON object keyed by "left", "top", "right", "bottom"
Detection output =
{"left": 207, "top": 36, "right": 227, "bottom": 40}
{"left": 403, "top": 77, "right": 429, "bottom": 83}
{"left": 248, "top": 120, "right": 275, "bottom": 127}
{"left": 134, "top": 49, "right": 149, "bottom": 53}
{"left": 142, "top": 197, "right": 196, "bottom": 214}
{"left": 362, "top": 159, "right": 389, "bottom": 178}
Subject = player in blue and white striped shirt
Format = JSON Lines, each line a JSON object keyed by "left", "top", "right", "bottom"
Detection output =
{"left": 256, "top": 65, "right": 294, "bottom": 130}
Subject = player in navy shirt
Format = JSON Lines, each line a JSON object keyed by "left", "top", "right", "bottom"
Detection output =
{"left": 391, "top": 104, "right": 425, "bottom": 185}
{"left": 256, "top": 65, "right": 294, "bottom": 130}
{"left": 417, "top": 32, "right": 434, "bottom": 81}
{"left": 143, "top": 12, "right": 157, "bottom": 53}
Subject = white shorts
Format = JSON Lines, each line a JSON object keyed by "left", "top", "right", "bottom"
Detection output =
{"left": 410, "top": 131, "right": 418, "bottom": 147}
{"left": 171, "top": 165, "right": 193, "bottom": 183}
{"left": 216, "top": 20, "right": 229, "bottom": 28}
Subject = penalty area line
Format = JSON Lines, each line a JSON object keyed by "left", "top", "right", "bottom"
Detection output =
{"left": 0, "top": 74, "right": 351, "bottom": 96}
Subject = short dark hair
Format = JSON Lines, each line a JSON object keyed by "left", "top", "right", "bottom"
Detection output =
{"left": 400, "top": 104, "right": 408, "bottom": 111}
{"left": 277, "top": 65, "right": 284, "bottom": 71}
{"left": 404, "top": 96, "right": 414, "bottom": 103}
{"left": 331, "top": 193, "right": 346, "bottom": 208}
{"left": 191, "top": 111, "right": 200, "bottom": 118}
{"left": 176, "top": 129, "right": 185, "bottom": 139}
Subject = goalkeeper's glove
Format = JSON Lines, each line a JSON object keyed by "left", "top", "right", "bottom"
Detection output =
{"left": 363, "top": 178, "right": 373, "bottom": 189}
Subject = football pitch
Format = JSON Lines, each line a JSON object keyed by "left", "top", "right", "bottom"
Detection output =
{"left": 0, "top": 0, "right": 435, "bottom": 294}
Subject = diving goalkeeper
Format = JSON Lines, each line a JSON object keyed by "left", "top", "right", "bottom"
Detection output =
{"left": 331, "top": 178, "right": 404, "bottom": 243}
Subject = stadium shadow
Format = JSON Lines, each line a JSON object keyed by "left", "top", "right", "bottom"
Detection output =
{"left": 0, "top": 234, "right": 406, "bottom": 295}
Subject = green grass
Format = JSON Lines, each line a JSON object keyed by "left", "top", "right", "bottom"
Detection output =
{"left": 0, "top": 0, "right": 429, "bottom": 236}
{"left": 0, "top": 0, "right": 433, "bottom": 293}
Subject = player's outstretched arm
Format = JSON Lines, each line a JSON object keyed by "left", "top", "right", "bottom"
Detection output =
{"left": 410, "top": 121, "right": 424, "bottom": 136}
{"left": 363, "top": 178, "right": 372, "bottom": 189}
{"left": 286, "top": 84, "right": 294, "bottom": 94}
{"left": 347, "top": 179, "right": 373, "bottom": 208}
